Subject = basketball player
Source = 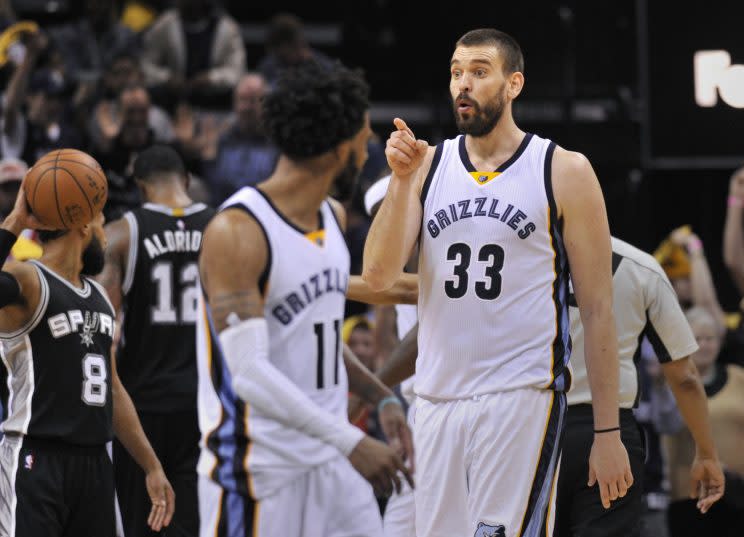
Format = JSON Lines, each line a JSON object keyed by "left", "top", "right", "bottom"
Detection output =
{"left": 98, "top": 145, "right": 214, "bottom": 537}
{"left": 0, "top": 186, "right": 174, "bottom": 536}
{"left": 363, "top": 29, "right": 631, "bottom": 537}
{"left": 366, "top": 237, "right": 727, "bottom": 537}
{"left": 196, "top": 61, "right": 413, "bottom": 537}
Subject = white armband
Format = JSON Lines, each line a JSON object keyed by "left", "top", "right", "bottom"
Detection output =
{"left": 219, "top": 318, "right": 364, "bottom": 456}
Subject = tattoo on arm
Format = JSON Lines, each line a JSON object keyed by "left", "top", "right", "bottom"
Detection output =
{"left": 209, "top": 289, "right": 264, "bottom": 332}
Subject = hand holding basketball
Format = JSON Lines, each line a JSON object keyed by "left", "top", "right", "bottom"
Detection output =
{"left": 386, "top": 118, "right": 429, "bottom": 179}
{"left": 24, "top": 149, "right": 108, "bottom": 230}
{"left": 2, "top": 183, "right": 54, "bottom": 236}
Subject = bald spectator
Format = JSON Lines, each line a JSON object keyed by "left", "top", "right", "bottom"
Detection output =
{"left": 201, "top": 73, "right": 277, "bottom": 204}
{"left": 257, "top": 13, "right": 334, "bottom": 85}
{"left": 141, "top": 0, "right": 245, "bottom": 105}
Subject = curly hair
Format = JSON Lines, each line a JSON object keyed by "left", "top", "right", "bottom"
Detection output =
{"left": 262, "top": 60, "right": 370, "bottom": 160}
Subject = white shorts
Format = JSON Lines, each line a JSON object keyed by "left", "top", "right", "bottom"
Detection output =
{"left": 383, "top": 400, "right": 416, "bottom": 537}
{"left": 199, "top": 455, "right": 383, "bottom": 537}
{"left": 414, "top": 389, "right": 565, "bottom": 537}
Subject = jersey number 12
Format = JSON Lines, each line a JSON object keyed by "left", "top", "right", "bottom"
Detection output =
{"left": 151, "top": 261, "right": 199, "bottom": 324}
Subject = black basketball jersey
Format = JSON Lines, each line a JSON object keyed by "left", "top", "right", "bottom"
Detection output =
{"left": 0, "top": 261, "right": 115, "bottom": 445}
{"left": 117, "top": 202, "right": 214, "bottom": 412}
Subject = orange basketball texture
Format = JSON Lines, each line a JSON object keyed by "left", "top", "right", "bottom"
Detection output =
{"left": 25, "top": 149, "right": 108, "bottom": 229}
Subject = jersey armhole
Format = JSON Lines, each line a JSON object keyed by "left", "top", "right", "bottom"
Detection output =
{"left": 0, "top": 264, "right": 49, "bottom": 340}
{"left": 222, "top": 204, "right": 272, "bottom": 298}
{"left": 419, "top": 142, "right": 445, "bottom": 206}
{"left": 122, "top": 212, "right": 138, "bottom": 296}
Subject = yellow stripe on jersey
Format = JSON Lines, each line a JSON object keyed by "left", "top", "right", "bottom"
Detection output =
{"left": 202, "top": 301, "right": 222, "bottom": 480}
{"left": 171, "top": 207, "right": 185, "bottom": 217}
{"left": 468, "top": 171, "right": 501, "bottom": 185}
{"left": 305, "top": 229, "right": 325, "bottom": 246}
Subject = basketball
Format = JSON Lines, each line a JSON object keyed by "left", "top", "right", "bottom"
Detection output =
{"left": 24, "top": 149, "right": 108, "bottom": 229}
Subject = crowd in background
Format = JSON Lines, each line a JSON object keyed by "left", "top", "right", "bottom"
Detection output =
{"left": 0, "top": 1, "right": 743, "bottom": 536}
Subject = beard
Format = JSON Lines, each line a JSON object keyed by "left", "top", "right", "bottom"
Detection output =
{"left": 81, "top": 235, "right": 105, "bottom": 276}
{"left": 452, "top": 91, "right": 506, "bottom": 137}
{"left": 331, "top": 150, "right": 360, "bottom": 202}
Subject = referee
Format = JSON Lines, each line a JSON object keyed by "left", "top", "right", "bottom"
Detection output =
{"left": 555, "top": 237, "right": 725, "bottom": 537}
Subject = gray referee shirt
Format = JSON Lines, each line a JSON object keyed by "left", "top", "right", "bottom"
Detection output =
{"left": 567, "top": 237, "right": 699, "bottom": 408}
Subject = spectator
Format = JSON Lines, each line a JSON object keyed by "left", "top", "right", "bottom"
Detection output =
{"left": 662, "top": 307, "right": 744, "bottom": 537}
{"left": 141, "top": 0, "right": 245, "bottom": 106}
{"left": 89, "top": 52, "right": 174, "bottom": 151}
{"left": 723, "top": 166, "right": 744, "bottom": 293}
{"left": 92, "top": 84, "right": 163, "bottom": 220}
{"left": 201, "top": 73, "right": 277, "bottom": 205}
{"left": 656, "top": 226, "right": 727, "bottom": 331}
{"left": 257, "top": 13, "right": 334, "bottom": 85}
{"left": 1, "top": 30, "right": 83, "bottom": 163}
{"left": 344, "top": 316, "right": 385, "bottom": 440}
{"left": 46, "top": 0, "right": 139, "bottom": 83}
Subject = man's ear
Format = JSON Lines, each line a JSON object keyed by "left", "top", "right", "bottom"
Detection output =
{"left": 507, "top": 72, "right": 524, "bottom": 100}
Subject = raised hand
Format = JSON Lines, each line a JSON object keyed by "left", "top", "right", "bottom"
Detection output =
{"left": 385, "top": 118, "right": 428, "bottom": 179}
{"left": 588, "top": 431, "right": 634, "bottom": 509}
{"left": 3, "top": 183, "right": 55, "bottom": 234}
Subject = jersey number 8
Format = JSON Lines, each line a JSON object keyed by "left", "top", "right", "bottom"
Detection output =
{"left": 81, "top": 353, "right": 108, "bottom": 406}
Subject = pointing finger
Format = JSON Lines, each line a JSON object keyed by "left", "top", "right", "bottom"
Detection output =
{"left": 393, "top": 117, "right": 415, "bottom": 139}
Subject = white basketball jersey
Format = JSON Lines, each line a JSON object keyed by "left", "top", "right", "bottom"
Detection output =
{"left": 197, "top": 187, "right": 351, "bottom": 499}
{"left": 416, "top": 133, "right": 571, "bottom": 400}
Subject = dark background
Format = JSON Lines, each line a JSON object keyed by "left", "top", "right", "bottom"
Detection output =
{"left": 13, "top": 0, "right": 744, "bottom": 308}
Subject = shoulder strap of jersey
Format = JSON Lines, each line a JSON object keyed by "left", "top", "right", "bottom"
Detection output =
{"left": 122, "top": 211, "right": 139, "bottom": 296}
{"left": 0, "top": 262, "right": 49, "bottom": 340}
{"left": 87, "top": 278, "right": 116, "bottom": 317}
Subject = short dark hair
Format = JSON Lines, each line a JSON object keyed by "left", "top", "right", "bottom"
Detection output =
{"left": 456, "top": 29, "right": 524, "bottom": 74}
{"left": 262, "top": 61, "right": 369, "bottom": 160}
{"left": 133, "top": 145, "right": 187, "bottom": 183}
{"left": 266, "top": 13, "right": 304, "bottom": 49}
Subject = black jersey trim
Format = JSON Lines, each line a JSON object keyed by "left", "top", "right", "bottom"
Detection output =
{"left": 253, "top": 187, "right": 323, "bottom": 236}
{"left": 122, "top": 211, "right": 138, "bottom": 296}
{"left": 0, "top": 264, "right": 49, "bottom": 340}
{"left": 222, "top": 204, "right": 272, "bottom": 297}
{"left": 458, "top": 132, "right": 534, "bottom": 174}
{"left": 326, "top": 199, "right": 344, "bottom": 233}
{"left": 142, "top": 202, "right": 210, "bottom": 217}
{"left": 544, "top": 142, "right": 571, "bottom": 392}
{"left": 30, "top": 261, "right": 91, "bottom": 298}
{"left": 518, "top": 392, "right": 566, "bottom": 537}
{"left": 420, "top": 142, "right": 444, "bottom": 205}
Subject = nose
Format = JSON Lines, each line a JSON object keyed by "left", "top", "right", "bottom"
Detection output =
{"left": 457, "top": 73, "right": 472, "bottom": 94}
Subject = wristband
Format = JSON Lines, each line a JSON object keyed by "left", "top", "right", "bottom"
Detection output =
{"left": 0, "top": 228, "right": 18, "bottom": 261}
{"left": 377, "top": 395, "right": 402, "bottom": 415}
{"left": 594, "top": 426, "right": 621, "bottom": 434}
{"left": 728, "top": 196, "right": 744, "bottom": 208}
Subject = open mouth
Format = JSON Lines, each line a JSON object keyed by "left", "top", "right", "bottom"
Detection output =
{"left": 457, "top": 100, "right": 474, "bottom": 113}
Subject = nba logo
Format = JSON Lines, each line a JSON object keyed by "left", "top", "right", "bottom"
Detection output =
{"left": 24, "top": 454, "right": 34, "bottom": 470}
{"left": 478, "top": 175, "right": 490, "bottom": 184}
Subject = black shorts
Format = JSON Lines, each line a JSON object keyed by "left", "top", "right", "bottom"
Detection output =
{"left": 0, "top": 435, "right": 114, "bottom": 537}
{"left": 113, "top": 408, "right": 200, "bottom": 537}
{"left": 555, "top": 405, "right": 646, "bottom": 537}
